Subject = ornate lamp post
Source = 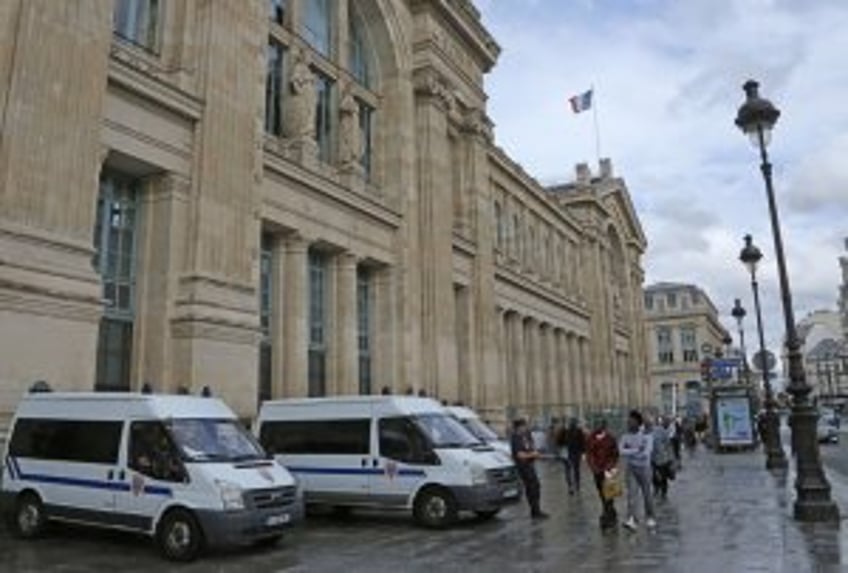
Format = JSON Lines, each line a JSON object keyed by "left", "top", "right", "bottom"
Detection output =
{"left": 731, "top": 299, "right": 749, "bottom": 381}
{"left": 735, "top": 80, "right": 839, "bottom": 521}
{"left": 739, "top": 236, "right": 786, "bottom": 470}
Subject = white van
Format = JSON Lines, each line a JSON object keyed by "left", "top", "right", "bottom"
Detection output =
{"left": 256, "top": 396, "right": 521, "bottom": 528}
{"left": 446, "top": 406, "right": 512, "bottom": 460}
{"left": 0, "top": 389, "right": 302, "bottom": 561}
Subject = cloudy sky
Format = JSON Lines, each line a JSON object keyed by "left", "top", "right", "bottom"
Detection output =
{"left": 476, "top": 0, "right": 848, "bottom": 364}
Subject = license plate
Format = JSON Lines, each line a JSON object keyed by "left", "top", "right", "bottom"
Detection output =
{"left": 503, "top": 488, "right": 519, "bottom": 498}
{"left": 266, "top": 514, "right": 290, "bottom": 526}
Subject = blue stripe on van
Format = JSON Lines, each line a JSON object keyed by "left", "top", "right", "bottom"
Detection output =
{"left": 288, "top": 466, "right": 426, "bottom": 478}
{"left": 14, "top": 469, "right": 173, "bottom": 497}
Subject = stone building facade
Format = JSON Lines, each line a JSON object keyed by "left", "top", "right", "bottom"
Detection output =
{"left": 643, "top": 283, "right": 728, "bottom": 417}
{"left": 0, "top": 0, "right": 649, "bottom": 426}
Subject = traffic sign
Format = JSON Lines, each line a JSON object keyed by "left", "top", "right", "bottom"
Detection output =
{"left": 752, "top": 350, "right": 777, "bottom": 372}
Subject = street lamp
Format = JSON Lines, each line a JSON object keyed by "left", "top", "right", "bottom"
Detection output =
{"left": 739, "top": 236, "right": 786, "bottom": 470}
{"left": 731, "top": 298, "right": 749, "bottom": 379}
{"left": 736, "top": 80, "right": 839, "bottom": 521}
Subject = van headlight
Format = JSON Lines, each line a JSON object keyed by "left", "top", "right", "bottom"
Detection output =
{"left": 471, "top": 464, "right": 489, "bottom": 486}
{"left": 215, "top": 480, "right": 245, "bottom": 511}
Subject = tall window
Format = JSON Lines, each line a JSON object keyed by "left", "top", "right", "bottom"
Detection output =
{"left": 357, "top": 268, "right": 372, "bottom": 395}
{"left": 681, "top": 326, "right": 698, "bottom": 363}
{"left": 656, "top": 327, "right": 674, "bottom": 364}
{"left": 494, "top": 202, "right": 504, "bottom": 249}
{"left": 303, "top": 0, "right": 332, "bottom": 57}
{"left": 315, "top": 72, "right": 334, "bottom": 162}
{"left": 349, "top": 7, "right": 371, "bottom": 88}
{"left": 93, "top": 172, "right": 139, "bottom": 391}
{"left": 512, "top": 215, "right": 521, "bottom": 258}
{"left": 269, "top": 0, "right": 286, "bottom": 25}
{"left": 113, "top": 0, "right": 160, "bottom": 52}
{"left": 644, "top": 294, "right": 654, "bottom": 310}
{"left": 359, "top": 100, "right": 374, "bottom": 178}
{"left": 258, "top": 234, "right": 274, "bottom": 403}
{"left": 308, "top": 250, "right": 327, "bottom": 397}
{"left": 667, "top": 292, "right": 677, "bottom": 308}
{"left": 265, "top": 41, "right": 285, "bottom": 136}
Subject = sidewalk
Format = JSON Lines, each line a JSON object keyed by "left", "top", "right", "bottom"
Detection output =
{"left": 531, "top": 447, "right": 848, "bottom": 572}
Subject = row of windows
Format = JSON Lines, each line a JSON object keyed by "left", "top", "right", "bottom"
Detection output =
{"left": 260, "top": 418, "right": 434, "bottom": 464}
{"left": 645, "top": 291, "right": 701, "bottom": 311}
{"left": 493, "top": 200, "right": 579, "bottom": 289}
{"left": 656, "top": 326, "right": 699, "bottom": 365}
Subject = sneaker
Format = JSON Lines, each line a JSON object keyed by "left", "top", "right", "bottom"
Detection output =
{"left": 646, "top": 518, "right": 657, "bottom": 529}
{"left": 623, "top": 516, "right": 637, "bottom": 531}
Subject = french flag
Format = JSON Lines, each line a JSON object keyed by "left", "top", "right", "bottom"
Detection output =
{"left": 569, "top": 89, "right": 593, "bottom": 114}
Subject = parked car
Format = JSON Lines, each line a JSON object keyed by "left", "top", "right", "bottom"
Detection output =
{"left": 256, "top": 396, "right": 521, "bottom": 528}
{"left": 1, "top": 385, "right": 301, "bottom": 561}
{"left": 446, "top": 406, "right": 512, "bottom": 462}
{"left": 817, "top": 413, "right": 839, "bottom": 444}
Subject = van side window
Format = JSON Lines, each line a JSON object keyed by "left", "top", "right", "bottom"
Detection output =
{"left": 378, "top": 417, "right": 432, "bottom": 464}
{"left": 260, "top": 420, "right": 370, "bottom": 455}
{"left": 129, "top": 421, "right": 186, "bottom": 482}
{"left": 8, "top": 418, "right": 122, "bottom": 464}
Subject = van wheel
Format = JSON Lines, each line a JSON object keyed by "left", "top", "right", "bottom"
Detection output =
{"left": 413, "top": 487, "right": 457, "bottom": 529}
{"left": 157, "top": 508, "right": 203, "bottom": 562}
{"left": 475, "top": 509, "right": 500, "bottom": 521}
{"left": 11, "top": 492, "right": 46, "bottom": 539}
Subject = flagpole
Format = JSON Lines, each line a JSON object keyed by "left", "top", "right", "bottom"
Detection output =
{"left": 591, "top": 83, "right": 602, "bottom": 163}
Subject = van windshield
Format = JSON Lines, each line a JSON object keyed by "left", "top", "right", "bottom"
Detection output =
{"left": 459, "top": 417, "right": 500, "bottom": 442}
{"left": 414, "top": 414, "right": 481, "bottom": 449}
{"left": 166, "top": 418, "right": 265, "bottom": 463}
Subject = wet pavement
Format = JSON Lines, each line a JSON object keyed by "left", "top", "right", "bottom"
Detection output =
{"left": 2, "top": 448, "right": 848, "bottom": 572}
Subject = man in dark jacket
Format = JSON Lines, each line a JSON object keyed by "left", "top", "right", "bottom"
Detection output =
{"left": 586, "top": 419, "right": 619, "bottom": 530}
{"left": 561, "top": 418, "right": 586, "bottom": 494}
{"left": 511, "top": 418, "right": 548, "bottom": 519}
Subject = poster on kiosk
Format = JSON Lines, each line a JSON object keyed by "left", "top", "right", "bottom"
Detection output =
{"left": 715, "top": 395, "right": 754, "bottom": 447}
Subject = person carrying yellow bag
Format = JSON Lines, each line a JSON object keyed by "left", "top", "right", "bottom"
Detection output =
{"left": 586, "top": 419, "right": 620, "bottom": 530}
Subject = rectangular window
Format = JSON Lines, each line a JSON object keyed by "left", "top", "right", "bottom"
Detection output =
{"left": 303, "top": 0, "right": 332, "bottom": 56}
{"left": 657, "top": 327, "right": 674, "bottom": 364}
{"left": 265, "top": 41, "right": 285, "bottom": 136}
{"left": 494, "top": 202, "right": 504, "bottom": 249}
{"left": 681, "top": 326, "right": 698, "bottom": 363}
{"left": 667, "top": 292, "right": 677, "bottom": 308}
{"left": 308, "top": 250, "right": 327, "bottom": 397}
{"left": 644, "top": 295, "right": 653, "bottom": 310}
{"left": 94, "top": 172, "right": 139, "bottom": 392}
{"left": 258, "top": 234, "right": 274, "bottom": 403}
{"left": 359, "top": 100, "right": 374, "bottom": 179}
{"left": 349, "top": 10, "right": 369, "bottom": 87}
{"left": 269, "top": 0, "right": 286, "bottom": 25}
{"left": 315, "top": 72, "right": 334, "bottom": 162}
{"left": 113, "top": 0, "right": 161, "bottom": 52}
{"left": 357, "top": 268, "right": 372, "bottom": 395}
{"left": 260, "top": 419, "right": 371, "bottom": 455}
{"left": 10, "top": 419, "right": 123, "bottom": 464}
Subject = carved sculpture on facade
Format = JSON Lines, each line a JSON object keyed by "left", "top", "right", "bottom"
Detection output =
{"left": 285, "top": 47, "right": 317, "bottom": 140}
{"left": 339, "top": 89, "right": 364, "bottom": 171}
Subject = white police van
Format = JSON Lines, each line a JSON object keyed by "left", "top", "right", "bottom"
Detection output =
{"left": 256, "top": 396, "right": 520, "bottom": 528}
{"left": 0, "top": 387, "right": 302, "bottom": 561}
{"left": 446, "top": 406, "right": 512, "bottom": 460}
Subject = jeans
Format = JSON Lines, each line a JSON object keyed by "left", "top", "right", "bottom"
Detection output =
{"left": 563, "top": 454, "right": 581, "bottom": 491}
{"left": 625, "top": 464, "right": 654, "bottom": 520}
{"left": 518, "top": 466, "right": 542, "bottom": 515}
{"left": 593, "top": 471, "right": 617, "bottom": 526}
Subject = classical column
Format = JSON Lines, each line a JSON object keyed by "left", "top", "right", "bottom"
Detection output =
{"left": 283, "top": 235, "right": 309, "bottom": 397}
{"left": 335, "top": 252, "right": 359, "bottom": 395}
{"left": 513, "top": 315, "right": 527, "bottom": 414}
{"left": 568, "top": 333, "right": 582, "bottom": 416}
{"left": 525, "top": 318, "right": 538, "bottom": 415}
{"left": 496, "top": 308, "right": 509, "bottom": 413}
{"left": 578, "top": 337, "right": 592, "bottom": 410}
{"left": 373, "top": 266, "right": 397, "bottom": 394}
{"left": 555, "top": 329, "right": 568, "bottom": 415}
{"left": 538, "top": 325, "right": 550, "bottom": 414}
{"left": 270, "top": 235, "right": 287, "bottom": 399}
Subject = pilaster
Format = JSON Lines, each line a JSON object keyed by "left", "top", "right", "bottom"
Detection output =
{"left": 283, "top": 235, "right": 309, "bottom": 398}
{"left": 335, "top": 252, "right": 359, "bottom": 395}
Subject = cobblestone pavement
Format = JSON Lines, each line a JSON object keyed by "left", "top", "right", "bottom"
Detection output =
{"left": 2, "top": 448, "right": 848, "bottom": 573}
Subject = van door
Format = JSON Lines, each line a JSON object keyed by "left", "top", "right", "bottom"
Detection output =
{"left": 114, "top": 420, "right": 187, "bottom": 533}
{"left": 370, "top": 417, "right": 432, "bottom": 508}
{"left": 7, "top": 418, "right": 123, "bottom": 525}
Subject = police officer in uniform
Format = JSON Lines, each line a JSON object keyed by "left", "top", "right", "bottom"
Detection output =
{"left": 511, "top": 418, "right": 548, "bottom": 519}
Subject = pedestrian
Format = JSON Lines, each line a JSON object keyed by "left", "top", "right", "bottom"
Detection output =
{"left": 651, "top": 417, "right": 675, "bottom": 500}
{"left": 510, "top": 418, "right": 548, "bottom": 520}
{"left": 586, "top": 419, "right": 619, "bottom": 530}
{"left": 561, "top": 418, "right": 586, "bottom": 495}
{"left": 620, "top": 410, "right": 656, "bottom": 531}
{"left": 669, "top": 416, "right": 682, "bottom": 465}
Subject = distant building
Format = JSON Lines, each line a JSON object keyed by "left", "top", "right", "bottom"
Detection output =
{"left": 840, "top": 239, "right": 848, "bottom": 340}
{"left": 643, "top": 283, "right": 729, "bottom": 418}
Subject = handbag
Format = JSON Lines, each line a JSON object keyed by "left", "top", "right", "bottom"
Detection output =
{"left": 602, "top": 468, "right": 623, "bottom": 500}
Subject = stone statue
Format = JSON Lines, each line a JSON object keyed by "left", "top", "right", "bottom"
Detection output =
{"left": 285, "top": 48, "right": 317, "bottom": 140}
{"left": 339, "top": 90, "right": 363, "bottom": 169}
